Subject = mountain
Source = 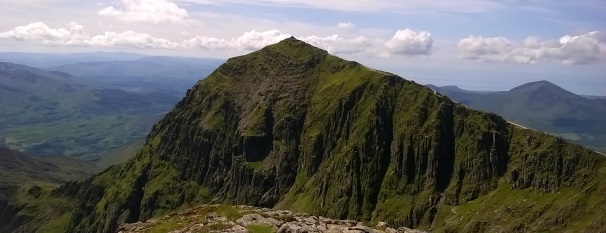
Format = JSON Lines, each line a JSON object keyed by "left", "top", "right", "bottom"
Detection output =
{"left": 0, "top": 62, "right": 179, "bottom": 160}
{"left": 0, "top": 146, "right": 98, "bottom": 233}
{"left": 582, "top": 95, "right": 606, "bottom": 100}
{"left": 426, "top": 85, "right": 491, "bottom": 94}
{"left": 0, "top": 51, "right": 147, "bottom": 68}
{"left": 4, "top": 38, "right": 606, "bottom": 233}
{"left": 428, "top": 81, "right": 606, "bottom": 153}
{"left": 0, "top": 146, "right": 98, "bottom": 189}
{"left": 49, "top": 57, "right": 222, "bottom": 93}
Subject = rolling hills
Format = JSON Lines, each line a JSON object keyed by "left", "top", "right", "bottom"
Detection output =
{"left": 0, "top": 146, "right": 98, "bottom": 189}
{"left": 0, "top": 62, "right": 178, "bottom": 161}
{"left": 0, "top": 51, "right": 147, "bottom": 68}
{"left": 0, "top": 54, "right": 222, "bottom": 162}
{"left": 49, "top": 56, "right": 222, "bottom": 93}
{"left": 0, "top": 146, "right": 98, "bottom": 232}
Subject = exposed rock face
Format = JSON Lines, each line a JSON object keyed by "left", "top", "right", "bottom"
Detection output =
{"left": 0, "top": 195, "right": 29, "bottom": 233}
{"left": 117, "top": 205, "right": 426, "bottom": 233}
{"left": 9, "top": 38, "right": 606, "bottom": 233}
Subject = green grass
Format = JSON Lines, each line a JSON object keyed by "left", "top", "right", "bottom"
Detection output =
{"left": 217, "top": 205, "right": 244, "bottom": 221}
{"left": 246, "top": 224, "right": 276, "bottom": 233}
{"left": 243, "top": 102, "right": 270, "bottom": 137}
{"left": 146, "top": 220, "right": 181, "bottom": 233}
{"left": 96, "top": 138, "right": 144, "bottom": 168}
{"left": 44, "top": 212, "right": 73, "bottom": 233}
{"left": 194, "top": 223, "right": 231, "bottom": 233}
{"left": 248, "top": 161, "right": 263, "bottom": 170}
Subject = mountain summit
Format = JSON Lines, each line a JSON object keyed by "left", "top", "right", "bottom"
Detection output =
{"left": 5, "top": 38, "right": 606, "bottom": 233}
{"left": 430, "top": 80, "right": 606, "bottom": 153}
{"left": 509, "top": 80, "right": 583, "bottom": 103}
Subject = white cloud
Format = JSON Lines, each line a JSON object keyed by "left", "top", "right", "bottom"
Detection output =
{"left": 337, "top": 22, "right": 355, "bottom": 29}
{"left": 458, "top": 31, "right": 606, "bottom": 64}
{"left": 0, "top": 22, "right": 434, "bottom": 57}
{"left": 0, "top": 21, "right": 88, "bottom": 46}
{"left": 87, "top": 31, "right": 179, "bottom": 49}
{"left": 236, "top": 30, "right": 292, "bottom": 50}
{"left": 98, "top": 0, "right": 189, "bottom": 23}
{"left": 0, "top": 22, "right": 179, "bottom": 49}
{"left": 303, "top": 35, "right": 374, "bottom": 54}
{"left": 184, "top": 28, "right": 433, "bottom": 56}
{"left": 383, "top": 29, "right": 433, "bottom": 56}
{"left": 183, "top": 30, "right": 290, "bottom": 50}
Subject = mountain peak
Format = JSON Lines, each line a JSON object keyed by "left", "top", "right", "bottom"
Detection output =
{"left": 257, "top": 37, "right": 329, "bottom": 59}
{"left": 510, "top": 80, "right": 557, "bottom": 91}
{"left": 509, "top": 80, "right": 576, "bottom": 98}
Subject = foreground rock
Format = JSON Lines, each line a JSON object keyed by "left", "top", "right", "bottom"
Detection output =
{"left": 118, "top": 205, "right": 427, "bottom": 233}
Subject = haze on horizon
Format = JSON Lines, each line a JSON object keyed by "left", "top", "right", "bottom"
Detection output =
{"left": 1, "top": 0, "right": 605, "bottom": 95}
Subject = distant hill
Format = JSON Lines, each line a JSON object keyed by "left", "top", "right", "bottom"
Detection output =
{"left": 0, "top": 146, "right": 98, "bottom": 232}
{"left": 582, "top": 95, "right": 606, "bottom": 100}
{"left": 0, "top": 62, "right": 179, "bottom": 160}
{"left": 49, "top": 57, "right": 222, "bottom": 93}
{"left": 0, "top": 51, "right": 147, "bottom": 67}
{"left": 429, "top": 80, "right": 606, "bottom": 153}
{"left": 0, "top": 146, "right": 98, "bottom": 189}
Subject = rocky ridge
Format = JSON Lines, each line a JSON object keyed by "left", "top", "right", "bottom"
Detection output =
{"left": 118, "top": 204, "right": 426, "bottom": 233}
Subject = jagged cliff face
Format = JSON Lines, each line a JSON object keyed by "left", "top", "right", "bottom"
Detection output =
{"left": 9, "top": 38, "right": 606, "bottom": 233}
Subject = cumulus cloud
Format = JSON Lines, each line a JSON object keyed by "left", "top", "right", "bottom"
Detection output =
{"left": 183, "top": 28, "right": 433, "bottom": 56}
{"left": 458, "top": 31, "right": 606, "bottom": 64}
{"left": 236, "top": 30, "right": 292, "bottom": 50}
{"left": 383, "top": 29, "right": 433, "bottom": 56}
{"left": 0, "top": 21, "right": 88, "bottom": 46}
{"left": 0, "top": 22, "right": 434, "bottom": 57}
{"left": 0, "top": 22, "right": 179, "bottom": 49}
{"left": 302, "top": 35, "right": 372, "bottom": 54}
{"left": 87, "top": 31, "right": 179, "bottom": 49}
{"left": 183, "top": 30, "right": 291, "bottom": 51}
{"left": 98, "top": 0, "right": 189, "bottom": 23}
{"left": 337, "top": 22, "right": 355, "bottom": 29}
{"left": 183, "top": 30, "right": 374, "bottom": 54}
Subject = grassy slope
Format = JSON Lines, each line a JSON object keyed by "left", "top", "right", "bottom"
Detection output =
{"left": 0, "top": 147, "right": 99, "bottom": 233}
{"left": 96, "top": 138, "right": 145, "bottom": 168}
{"left": 0, "top": 147, "right": 98, "bottom": 188}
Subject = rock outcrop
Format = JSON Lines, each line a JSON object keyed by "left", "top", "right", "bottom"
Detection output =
{"left": 117, "top": 204, "right": 426, "bottom": 233}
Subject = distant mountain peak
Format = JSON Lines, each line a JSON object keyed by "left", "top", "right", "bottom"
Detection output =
{"left": 509, "top": 80, "right": 578, "bottom": 99}
{"left": 510, "top": 80, "right": 558, "bottom": 91}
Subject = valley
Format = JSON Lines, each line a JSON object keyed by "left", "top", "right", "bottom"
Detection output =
{"left": 0, "top": 54, "right": 221, "bottom": 162}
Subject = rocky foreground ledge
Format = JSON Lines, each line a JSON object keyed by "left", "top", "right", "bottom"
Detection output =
{"left": 118, "top": 204, "right": 427, "bottom": 233}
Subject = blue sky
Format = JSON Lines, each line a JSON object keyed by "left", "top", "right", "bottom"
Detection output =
{"left": 0, "top": 0, "right": 605, "bottom": 95}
